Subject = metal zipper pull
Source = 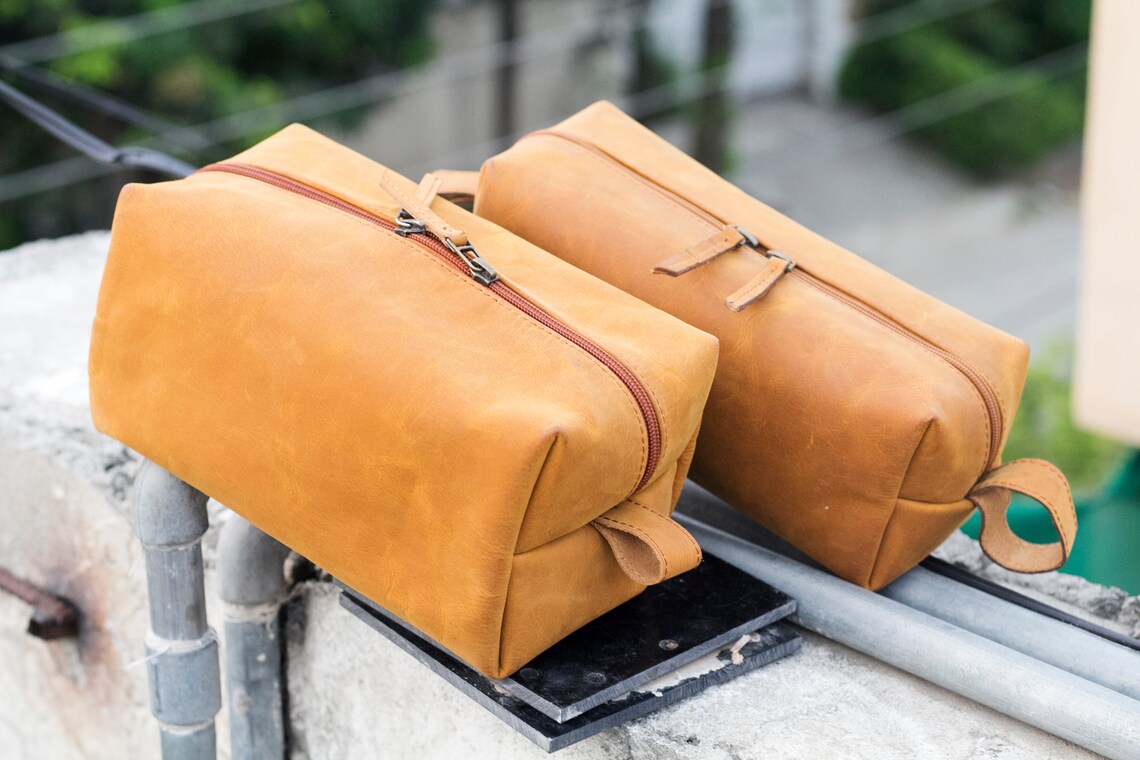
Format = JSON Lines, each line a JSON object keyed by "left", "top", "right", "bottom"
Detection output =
{"left": 444, "top": 238, "right": 499, "bottom": 285}
{"left": 380, "top": 171, "right": 499, "bottom": 285}
{"left": 735, "top": 225, "right": 796, "bottom": 272}
{"left": 393, "top": 209, "right": 426, "bottom": 236}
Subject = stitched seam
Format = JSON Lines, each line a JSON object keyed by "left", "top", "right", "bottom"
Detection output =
{"left": 529, "top": 131, "right": 727, "bottom": 228}
{"left": 626, "top": 499, "right": 702, "bottom": 561}
{"left": 660, "top": 230, "right": 737, "bottom": 273}
{"left": 633, "top": 374, "right": 666, "bottom": 481}
{"left": 867, "top": 415, "right": 935, "bottom": 588}
{"left": 407, "top": 248, "right": 645, "bottom": 497}
{"left": 727, "top": 269, "right": 777, "bottom": 305}
{"left": 535, "top": 133, "right": 720, "bottom": 238}
{"left": 596, "top": 515, "right": 668, "bottom": 577}
{"left": 667, "top": 243, "right": 713, "bottom": 270}
{"left": 977, "top": 461, "right": 1074, "bottom": 540}
{"left": 629, "top": 496, "right": 697, "bottom": 562}
{"left": 976, "top": 468, "right": 1074, "bottom": 548}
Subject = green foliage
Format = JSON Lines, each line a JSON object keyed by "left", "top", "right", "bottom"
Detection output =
{"left": 1003, "top": 341, "right": 1127, "bottom": 494}
{"left": 838, "top": 0, "right": 1090, "bottom": 176}
{"left": 0, "top": 0, "right": 436, "bottom": 249}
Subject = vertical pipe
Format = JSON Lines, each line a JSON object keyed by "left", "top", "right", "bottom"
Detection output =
{"left": 135, "top": 460, "right": 221, "bottom": 760}
{"left": 218, "top": 515, "right": 292, "bottom": 760}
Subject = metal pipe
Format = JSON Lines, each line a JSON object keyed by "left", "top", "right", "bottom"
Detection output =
{"left": 0, "top": 566, "right": 79, "bottom": 639}
{"left": 882, "top": 564, "right": 1140, "bottom": 701}
{"left": 135, "top": 460, "right": 221, "bottom": 760}
{"left": 218, "top": 515, "right": 292, "bottom": 760}
{"left": 679, "top": 482, "right": 1140, "bottom": 698}
{"left": 677, "top": 514, "right": 1140, "bottom": 760}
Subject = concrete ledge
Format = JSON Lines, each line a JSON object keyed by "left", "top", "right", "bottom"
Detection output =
{"left": 1, "top": 233, "right": 1132, "bottom": 759}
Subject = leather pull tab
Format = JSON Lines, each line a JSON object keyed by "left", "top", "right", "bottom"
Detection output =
{"left": 415, "top": 173, "right": 444, "bottom": 207}
{"left": 592, "top": 501, "right": 702, "bottom": 585}
{"left": 431, "top": 169, "right": 480, "bottom": 206}
{"left": 969, "top": 459, "right": 1077, "bottom": 573}
{"left": 377, "top": 169, "right": 469, "bottom": 246}
{"left": 724, "top": 256, "right": 789, "bottom": 311}
{"left": 654, "top": 225, "right": 745, "bottom": 276}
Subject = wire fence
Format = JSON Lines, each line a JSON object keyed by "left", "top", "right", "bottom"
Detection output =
{"left": 0, "top": 0, "right": 1090, "bottom": 212}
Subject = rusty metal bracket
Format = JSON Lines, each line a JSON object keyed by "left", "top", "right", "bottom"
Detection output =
{"left": 0, "top": 566, "right": 80, "bottom": 640}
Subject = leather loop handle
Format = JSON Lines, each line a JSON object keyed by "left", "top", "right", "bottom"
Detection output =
{"left": 969, "top": 458, "right": 1077, "bottom": 573}
{"left": 431, "top": 169, "right": 480, "bottom": 206}
{"left": 592, "top": 501, "right": 702, "bottom": 585}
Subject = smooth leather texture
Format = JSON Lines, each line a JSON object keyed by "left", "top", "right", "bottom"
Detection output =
{"left": 471, "top": 101, "right": 1076, "bottom": 589}
{"left": 90, "top": 124, "right": 719, "bottom": 678}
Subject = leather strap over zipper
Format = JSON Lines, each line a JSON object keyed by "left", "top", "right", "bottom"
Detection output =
{"left": 427, "top": 168, "right": 479, "bottom": 208}
{"left": 654, "top": 225, "right": 746, "bottom": 276}
{"left": 415, "top": 172, "right": 443, "bottom": 206}
{"left": 725, "top": 255, "right": 794, "bottom": 311}
{"left": 378, "top": 168, "right": 468, "bottom": 246}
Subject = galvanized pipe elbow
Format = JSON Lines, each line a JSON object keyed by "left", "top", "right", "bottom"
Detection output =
{"left": 134, "top": 460, "right": 221, "bottom": 760}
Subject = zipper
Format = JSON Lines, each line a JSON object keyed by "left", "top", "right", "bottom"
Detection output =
{"left": 197, "top": 161, "right": 662, "bottom": 492}
{"left": 525, "top": 130, "right": 1004, "bottom": 467}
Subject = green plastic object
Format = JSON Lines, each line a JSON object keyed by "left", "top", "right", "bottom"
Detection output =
{"left": 961, "top": 450, "right": 1140, "bottom": 595}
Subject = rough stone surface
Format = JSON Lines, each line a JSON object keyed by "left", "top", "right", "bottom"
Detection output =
{"left": 934, "top": 531, "right": 1140, "bottom": 639}
{"left": 0, "top": 232, "right": 141, "bottom": 510}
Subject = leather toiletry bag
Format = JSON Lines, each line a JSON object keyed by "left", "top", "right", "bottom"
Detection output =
{"left": 462, "top": 101, "right": 1077, "bottom": 590}
{"left": 89, "top": 124, "right": 720, "bottom": 678}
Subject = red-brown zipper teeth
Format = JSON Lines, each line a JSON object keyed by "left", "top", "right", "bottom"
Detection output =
{"left": 198, "top": 161, "right": 662, "bottom": 492}
{"left": 525, "top": 130, "right": 1004, "bottom": 468}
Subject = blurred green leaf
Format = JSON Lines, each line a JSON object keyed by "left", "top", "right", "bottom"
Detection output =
{"left": 839, "top": 0, "right": 1089, "bottom": 176}
{"left": 0, "top": 0, "right": 437, "bottom": 249}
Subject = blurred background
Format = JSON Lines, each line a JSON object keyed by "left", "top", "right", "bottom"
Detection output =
{"left": 1, "top": 0, "right": 1134, "bottom": 594}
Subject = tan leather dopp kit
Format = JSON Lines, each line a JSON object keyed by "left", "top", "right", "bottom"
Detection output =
{"left": 90, "top": 124, "right": 718, "bottom": 678}
{"left": 93, "top": 103, "right": 1080, "bottom": 680}
{"left": 466, "top": 101, "right": 1077, "bottom": 589}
